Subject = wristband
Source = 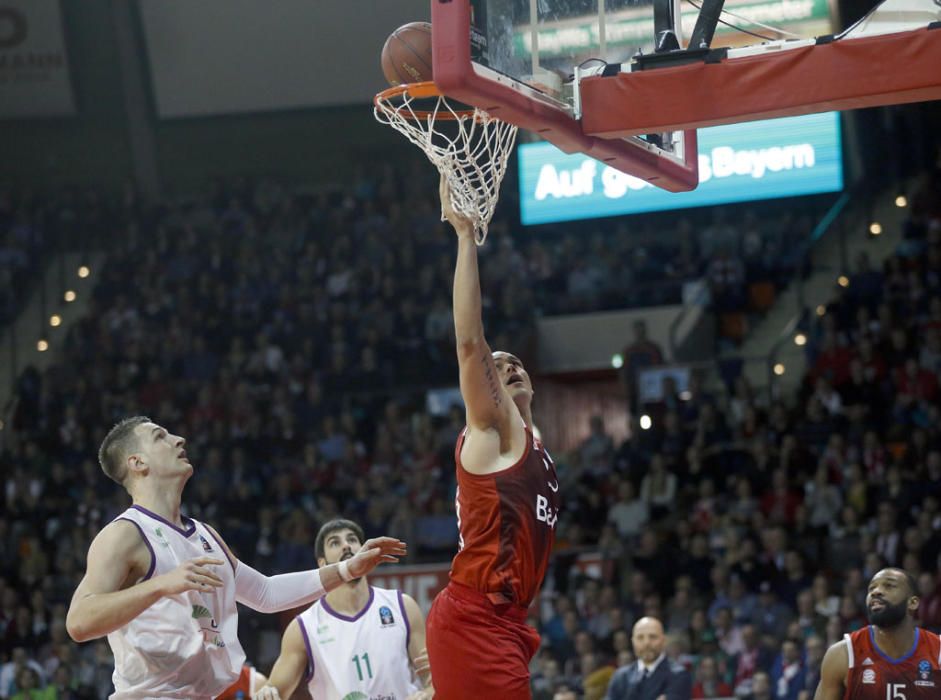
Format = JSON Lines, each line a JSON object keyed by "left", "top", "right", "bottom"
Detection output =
{"left": 338, "top": 559, "right": 353, "bottom": 583}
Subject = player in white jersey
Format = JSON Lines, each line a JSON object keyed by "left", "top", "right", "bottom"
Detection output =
{"left": 66, "top": 416, "right": 407, "bottom": 700}
{"left": 254, "top": 519, "right": 434, "bottom": 700}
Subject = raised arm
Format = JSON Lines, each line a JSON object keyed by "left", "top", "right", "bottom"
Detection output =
{"left": 444, "top": 177, "right": 514, "bottom": 435}
{"left": 813, "top": 639, "right": 849, "bottom": 700}
{"left": 204, "top": 524, "right": 406, "bottom": 613}
{"left": 402, "top": 594, "right": 434, "bottom": 699}
{"left": 253, "top": 619, "right": 308, "bottom": 700}
{"left": 67, "top": 520, "right": 224, "bottom": 642}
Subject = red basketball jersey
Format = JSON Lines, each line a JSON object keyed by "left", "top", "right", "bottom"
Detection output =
{"left": 449, "top": 425, "right": 559, "bottom": 608}
{"left": 844, "top": 626, "right": 941, "bottom": 700}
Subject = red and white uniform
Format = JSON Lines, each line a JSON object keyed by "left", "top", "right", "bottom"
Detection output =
{"left": 844, "top": 626, "right": 941, "bottom": 700}
{"left": 426, "top": 425, "right": 560, "bottom": 699}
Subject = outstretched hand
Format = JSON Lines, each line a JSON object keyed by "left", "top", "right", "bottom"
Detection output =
{"left": 439, "top": 174, "right": 474, "bottom": 239}
{"left": 347, "top": 537, "right": 408, "bottom": 578}
{"left": 253, "top": 686, "right": 281, "bottom": 700}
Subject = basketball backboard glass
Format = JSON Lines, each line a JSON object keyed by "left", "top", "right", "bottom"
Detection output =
{"left": 470, "top": 0, "right": 683, "bottom": 112}
{"left": 432, "top": 0, "right": 701, "bottom": 192}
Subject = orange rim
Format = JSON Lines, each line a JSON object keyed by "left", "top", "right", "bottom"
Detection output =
{"left": 374, "top": 81, "right": 476, "bottom": 121}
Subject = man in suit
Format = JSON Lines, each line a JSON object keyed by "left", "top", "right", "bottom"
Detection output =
{"left": 605, "top": 617, "right": 692, "bottom": 700}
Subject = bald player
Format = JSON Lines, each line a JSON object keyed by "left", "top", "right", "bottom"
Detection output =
{"left": 605, "top": 617, "right": 692, "bottom": 700}
{"left": 814, "top": 567, "right": 940, "bottom": 700}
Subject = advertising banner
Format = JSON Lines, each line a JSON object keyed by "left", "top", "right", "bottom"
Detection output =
{"left": 518, "top": 111, "right": 843, "bottom": 225}
{"left": 0, "top": 0, "right": 73, "bottom": 118}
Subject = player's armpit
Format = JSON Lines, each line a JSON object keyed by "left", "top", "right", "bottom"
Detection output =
{"left": 260, "top": 619, "right": 308, "bottom": 700}
{"left": 457, "top": 338, "right": 513, "bottom": 434}
{"left": 813, "top": 640, "right": 849, "bottom": 700}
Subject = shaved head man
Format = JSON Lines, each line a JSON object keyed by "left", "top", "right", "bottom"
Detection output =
{"left": 605, "top": 617, "right": 692, "bottom": 700}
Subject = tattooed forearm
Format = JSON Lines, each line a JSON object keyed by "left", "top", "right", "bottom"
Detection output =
{"left": 482, "top": 352, "right": 502, "bottom": 408}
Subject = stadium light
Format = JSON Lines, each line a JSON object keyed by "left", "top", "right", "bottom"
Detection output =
{"left": 869, "top": 222, "right": 883, "bottom": 235}
{"left": 794, "top": 333, "right": 807, "bottom": 346}
{"left": 816, "top": 305, "right": 826, "bottom": 316}
{"left": 837, "top": 275, "right": 849, "bottom": 287}
{"left": 773, "top": 363, "right": 785, "bottom": 375}
{"left": 50, "top": 314, "right": 62, "bottom": 327}
{"left": 895, "top": 195, "right": 907, "bottom": 208}
{"left": 37, "top": 339, "right": 49, "bottom": 352}
{"left": 78, "top": 265, "right": 90, "bottom": 278}
{"left": 611, "top": 353, "right": 624, "bottom": 369}
{"left": 64, "top": 290, "right": 76, "bottom": 302}
{"left": 639, "top": 415, "right": 652, "bottom": 430}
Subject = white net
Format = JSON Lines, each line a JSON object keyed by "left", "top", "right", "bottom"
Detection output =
{"left": 374, "top": 84, "right": 518, "bottom": 245}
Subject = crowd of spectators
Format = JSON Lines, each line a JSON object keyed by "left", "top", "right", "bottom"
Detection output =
{"left": 1, "top": 154, "right": 939, "bottom": 699}
{"left": 0, "top": 188, "right": 120, "bottom": 330}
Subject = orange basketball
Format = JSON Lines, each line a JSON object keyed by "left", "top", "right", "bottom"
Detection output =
{"left": 381, "top": 22, "right": 433, "bottom": 86}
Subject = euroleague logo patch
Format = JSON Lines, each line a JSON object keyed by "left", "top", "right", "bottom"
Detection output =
{"left": 862, "top": 669, "right": 876, "bottom": 684}
{"left": 915, "top": 659, "right": 935, "bottom": 687}
{"left": 378, "top": 605, "right": 395, "bottom": 626}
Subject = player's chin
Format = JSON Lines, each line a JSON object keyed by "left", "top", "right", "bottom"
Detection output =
{"left": 508, "top": 384, "right": 533, "bottom": 399}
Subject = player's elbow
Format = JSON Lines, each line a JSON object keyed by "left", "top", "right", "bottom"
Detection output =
{"left": 66, "top": 614, "right": 92, "bottom": 643}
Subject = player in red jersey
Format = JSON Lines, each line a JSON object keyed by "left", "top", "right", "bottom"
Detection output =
{"left": 814, "top": 567, "right": 941, "bottom": 700}
{"left": 425, "top": 177, "right": 560, "bottom": 699}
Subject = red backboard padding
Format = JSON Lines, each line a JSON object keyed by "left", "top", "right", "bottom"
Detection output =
{"left": 579, "top": 27, "right": 941, "bottom": 138}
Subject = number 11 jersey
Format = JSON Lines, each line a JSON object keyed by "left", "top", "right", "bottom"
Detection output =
{"left": 296, "top": 586, "right": 420, "bottom": 700}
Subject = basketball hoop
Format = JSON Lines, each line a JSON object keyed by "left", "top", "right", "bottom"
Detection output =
{"left": 374, "top": 81, "right": 518, "bottom": 245}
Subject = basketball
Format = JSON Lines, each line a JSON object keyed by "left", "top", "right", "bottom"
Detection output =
{"left": 381, "top": 22, "right": 433, "bottom": 86}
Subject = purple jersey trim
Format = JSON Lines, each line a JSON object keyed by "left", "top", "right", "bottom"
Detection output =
{"left": 321, "top": 586, "right": 375, "bottom": 622}
{"left": 202, "top": 524, "right": 237, "bottom": 574}
{"left": 131, "top": 504, "right": 197, "bottom": 537}
{"left": 116, "top": 517, "right": 156, "bottom": 581}
{"left": 398, "top": 590, "right": 411, "bottom": 650}
{"left": 297, "top": 616, "right": 316, "bottom": 682}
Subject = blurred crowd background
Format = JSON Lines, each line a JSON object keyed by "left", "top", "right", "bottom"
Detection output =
{"left": 1, "top": 152, "right": 940, "bottom": 699}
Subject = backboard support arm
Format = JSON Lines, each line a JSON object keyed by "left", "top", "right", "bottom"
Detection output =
{"left": 687, "top": 0, "right": 727, "bottom": 49}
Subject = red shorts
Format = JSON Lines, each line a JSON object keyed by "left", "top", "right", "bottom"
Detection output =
{"left": 426, "top": 581, "right": 541, "bottom": 700}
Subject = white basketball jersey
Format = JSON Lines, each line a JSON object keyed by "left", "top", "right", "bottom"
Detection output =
{"left": 106, "top": 506, "right": 244, "bottom": 699}
{"left": 297, "top": 586, "right": 421, "bottom": 700}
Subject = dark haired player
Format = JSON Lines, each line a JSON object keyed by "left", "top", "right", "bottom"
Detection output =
{"left": 254, "top": 518, "right": 433, "bottom": 700}
{"left": 814, "top": 567, "right": 940, "bottom": 700}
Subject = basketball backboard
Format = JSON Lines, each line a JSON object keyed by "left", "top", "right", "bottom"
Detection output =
{"left": 431, "top": 0, "right": 701, "bottom": 191}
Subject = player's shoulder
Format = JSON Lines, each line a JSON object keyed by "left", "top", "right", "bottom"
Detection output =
{"left": 918, "top": 626, "right": 941, "bottom": 647}
{"left": 85, "top": 517, "right": 151, "bottom": 567}
{"left": 96, "top": 515, "right": 148, "bottom": 548}
{"left": 821, "top": 635, "right": 851, "bottom": 670}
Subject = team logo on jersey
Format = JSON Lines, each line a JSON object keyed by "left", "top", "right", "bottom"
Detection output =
{"left": 862, "top": 669, "right": 876, "bottom": 684}
{"left": 915, "top": 659, "right": 936, "bottom": 686}
{"left": 199, "top": 535, "right": 214, "bottom": 552}
{"left": 191, "top": 605, "right": 224, "bottom": 647}
{"left": 378, "top": 606, "right": 395, "bottom": 626}
{"left": 153, "top": 527, "right": 170, "bottom": 548}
